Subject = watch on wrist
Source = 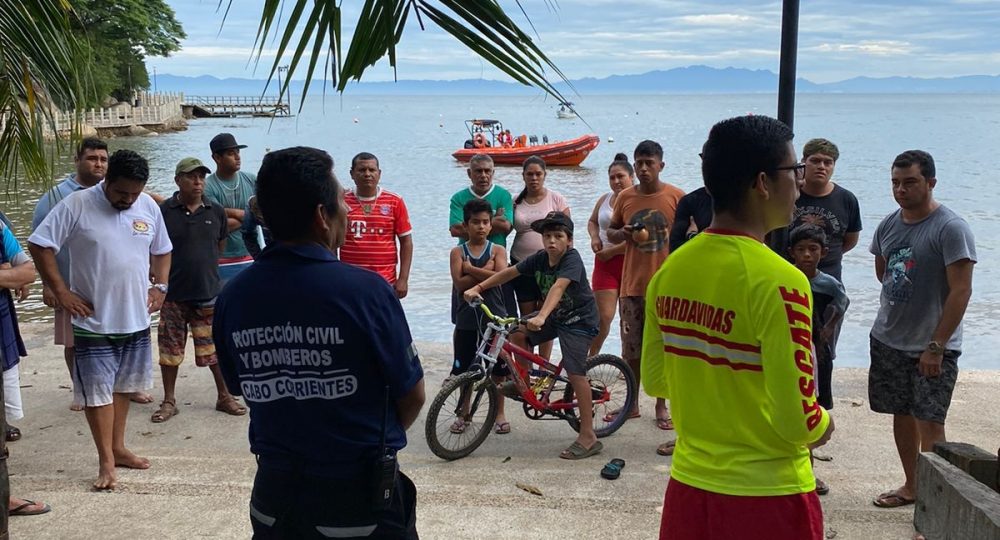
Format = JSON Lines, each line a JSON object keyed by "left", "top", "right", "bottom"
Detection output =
{"left": 153, "top": 283, "right": 169, "bottom": 294}
{"left": 927, "top": 341, "right": 944, "bottom": 355}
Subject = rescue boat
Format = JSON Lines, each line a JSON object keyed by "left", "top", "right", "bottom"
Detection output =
{"left": 453, "top": 119, "right": 599, "bottom": 167}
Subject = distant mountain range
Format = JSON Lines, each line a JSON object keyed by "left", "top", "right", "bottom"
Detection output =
{"left": 153, "top": 65, "right": 1000, "bottom": 96}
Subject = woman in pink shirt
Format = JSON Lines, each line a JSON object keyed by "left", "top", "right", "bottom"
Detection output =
{"left": 510, "top": 156, "right": 570, "bottom": 359}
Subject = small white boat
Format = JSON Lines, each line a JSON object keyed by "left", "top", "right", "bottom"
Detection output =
{"left": 557, "top": 102, "right": 577, "bottom": 119}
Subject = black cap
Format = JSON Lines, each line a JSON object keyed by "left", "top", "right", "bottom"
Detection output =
{"left": 530, "top": 211, "right": 574, "bottom": 235}
{"left": 210, "top": 133, "right": 247, "bottom": 154}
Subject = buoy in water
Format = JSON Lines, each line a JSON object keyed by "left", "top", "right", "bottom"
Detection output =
{"left": 607, "top": 136, "right": 614, "bottom": 143}
{"left": 353, "top": 118, "right": 359, "bottom": 123}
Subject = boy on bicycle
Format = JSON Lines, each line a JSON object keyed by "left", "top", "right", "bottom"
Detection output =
{"left": 450, "top": 199, "right": 511, "bottom": 435}
{"left": 465, "top": 211, "right": 602, "bottom": 460}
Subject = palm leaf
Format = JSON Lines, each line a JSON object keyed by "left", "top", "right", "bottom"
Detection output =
{"left": 0, "top": 0, "right": 86, "bottom": 188}
{"left": 227, "top": 0, "right": 570, "bottom": 111}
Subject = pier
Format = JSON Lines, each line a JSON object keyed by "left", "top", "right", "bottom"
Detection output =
{"left": 182, "top": 96, "right": 291, "bottom": 118}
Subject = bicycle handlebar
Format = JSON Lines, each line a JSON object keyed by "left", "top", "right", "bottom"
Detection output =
{"left": 468, "top": 298, "right": 519, "bottom": 326}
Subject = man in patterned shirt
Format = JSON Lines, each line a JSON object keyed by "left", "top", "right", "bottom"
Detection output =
{"left": 340, "top": 152, "right": 414, "bottom": 298}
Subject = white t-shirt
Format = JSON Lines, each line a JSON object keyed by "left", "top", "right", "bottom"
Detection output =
{"left": 29, "top": 182, "right": 172, "bottom": 334}
{"left": 510, "top": 190, "right": 570, "bottom": 261}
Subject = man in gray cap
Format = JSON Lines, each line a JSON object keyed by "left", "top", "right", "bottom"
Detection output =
{"left": 153, "top": 157, "right": 246, "bottom": 424}
{"left": 205, "top": 133, "right": 256, "bottom": 285}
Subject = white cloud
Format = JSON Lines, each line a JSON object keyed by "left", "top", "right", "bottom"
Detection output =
{"left": 810, "top": 40, "right": 915, "bottom": 56}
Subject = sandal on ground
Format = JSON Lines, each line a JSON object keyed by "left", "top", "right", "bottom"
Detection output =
{"left": 151, "top": 399, "right": 179, "bottom": 423}
{"left": 816, "top": 477, "right": 830, "bottom": 496}
{"left": 494, "top": 421, "right": 511, "bottom": 435}
{"left": 602, "top": 408, "right": 641, "bottom": 423}
{"left": 216, "top": 395, "right": 247, "bottom": 416}
{"left": 8, "top": 499, "right": 51, "bottom": 516}
{"left": 130, "top": 392, "right": 155, "bottom": 404}
{"left": 656, "top": 440, "right": 676, "bottom": 456}
{"left": 449, "top": 418, "right": 469, "bottom": 434}
{"left": 560, "top": 441, "right": 603, "bottom": 460}
{"left": 5, "top": 425, "right": 21, "bottom": 442}
{"left": 600, "top": 458, "right": 626, "bottom": 480}
{"left": 873, "top": 490, "right": 915, "bottom": 508}
{"left": 655, "top": 416, "right": 675, "bottom": 431}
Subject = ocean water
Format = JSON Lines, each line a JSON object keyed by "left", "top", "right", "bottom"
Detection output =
{"left": 3, "top": 93, "right": 999, "bottom": 369}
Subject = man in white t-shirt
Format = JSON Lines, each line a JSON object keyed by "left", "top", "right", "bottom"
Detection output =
{"left": 29, "top": 149, "right": 172, "bottom": 491}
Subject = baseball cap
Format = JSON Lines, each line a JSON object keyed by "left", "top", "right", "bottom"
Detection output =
{"left": 175, "top": 157, "right": 211, "bottom": 176}
{"left": 530, "top": 211, "right": 574, "bottom": 235}
{"left": 210, "top": 132, "right": 248, "bottom": 154}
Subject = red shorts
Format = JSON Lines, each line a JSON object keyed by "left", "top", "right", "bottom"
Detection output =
{"left": 659, "top": 478, "right": 823, "bottom": 540}
{"left": 591, "top": 254, "right": 624, "bottom": 291}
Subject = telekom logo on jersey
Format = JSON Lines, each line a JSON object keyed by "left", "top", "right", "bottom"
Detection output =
{"left": 779, "top": 286, "right": 825, "bottom": 432}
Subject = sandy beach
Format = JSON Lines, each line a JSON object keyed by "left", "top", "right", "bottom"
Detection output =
{"left": 6, "top": 322, "right": 1000, "bottom": 539}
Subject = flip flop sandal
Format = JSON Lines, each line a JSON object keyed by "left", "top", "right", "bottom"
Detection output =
{"left": 8, "top": 499, "right": 51, "bottom": 516}
{"left": 656, "top": 440, "right": 676, "bottom": 456}
{"left": 449, "top": 419, "right": 469, "bottom": 434}
{"left": 815, "top": 478, "right": 830, "bottom": 496}
{"left": 873, "top": 490, "right": 915, "bottom": 508}
{"left": 560, "top": 441, "right": 603, "bottom": 460}
{"left": 602, "top": 409, "right": 641, "bottom": 422}
{"left": 494, "top": 421, "right": 511, "bottom": 435}
{"left": 600, "top": 458, "right": 626, "bottom": 480}
{"left": 151, "top": 400, "right": 179, "bottom": 423}
{"left": 5, "top": 426, "right": 21, "bottom": 442}
{"left": 656, "top": 416, "right": 675, "bottom": 430}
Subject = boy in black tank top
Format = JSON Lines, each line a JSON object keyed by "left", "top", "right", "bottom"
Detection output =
{"left": 449, "top": 200, "right": 511, "bottom": 434}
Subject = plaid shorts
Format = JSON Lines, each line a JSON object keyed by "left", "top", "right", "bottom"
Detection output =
{"left": 73, "top": 327, "right": 153, "bottom": 407}
{"left": 157, "top": 300, "right": 217, "bottom": 367}
{"left": 868, "top": 335, "right": 960, "bottom": 424}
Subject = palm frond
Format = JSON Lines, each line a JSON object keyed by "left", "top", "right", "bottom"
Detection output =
{"left": 231, "top": 0, "right": 570, "bottom": 111}
{"left": 0, "top": 0, "right": 85, "bottom": 187}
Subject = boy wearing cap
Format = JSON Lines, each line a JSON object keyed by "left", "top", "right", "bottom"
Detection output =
{"left": 154, "top": 158, "right": 246, "bottom": 423}
{"left": 205, "top": 133, "right": 257, "bottom": 285}
{"left": 464, "top": 211, "right": 603, "bottom": 460}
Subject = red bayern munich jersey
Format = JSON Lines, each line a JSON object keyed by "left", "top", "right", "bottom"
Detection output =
{"left": 341, "top": 188, "right": 412, "bottom": 283}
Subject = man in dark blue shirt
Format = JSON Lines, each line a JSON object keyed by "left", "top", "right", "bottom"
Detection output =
{"left": 213, "top": 146, "right": 425, "bottom": 539}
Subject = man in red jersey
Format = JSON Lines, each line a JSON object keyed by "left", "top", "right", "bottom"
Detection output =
{"left": 341, "top": 152, "right": 414, "bottom": 298}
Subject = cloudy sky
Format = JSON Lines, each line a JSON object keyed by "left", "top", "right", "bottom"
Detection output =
{"left": 155, "top": 0, "right": 1000, "bottom": 83}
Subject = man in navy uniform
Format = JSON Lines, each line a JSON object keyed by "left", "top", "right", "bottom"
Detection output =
{"left": 213, "top": 146, "right": 425, "bottom": 539}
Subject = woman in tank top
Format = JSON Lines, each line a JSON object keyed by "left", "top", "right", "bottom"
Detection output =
{"left": 586, "top": 153, "right": 635, "bottom": 356}
{"left": 510, "top": 156, "right": 570, "bottom": 359}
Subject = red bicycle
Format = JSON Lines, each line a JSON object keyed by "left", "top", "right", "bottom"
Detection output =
{"left": 425, "top": 302, "right": 637, "bottom": 460}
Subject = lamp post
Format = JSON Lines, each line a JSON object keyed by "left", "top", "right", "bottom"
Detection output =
{"left": 767, "top": 0, "right": 801, "bottom": 254}
{"left": 277, "top": 65, "right": 290, "bottom": 114}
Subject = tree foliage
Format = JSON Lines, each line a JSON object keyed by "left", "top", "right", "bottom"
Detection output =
{"left": 0, "top": 0, "right": 84, "bottom": 186}
{"left": 230, "top": 0, "right": 570, "bottom": 111}
{"left": 71, "top": 0, "right": 185, "bottom": 104}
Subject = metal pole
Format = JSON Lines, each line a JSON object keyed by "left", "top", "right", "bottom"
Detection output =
{"left": 768, "top": 0, "right": 800, "bottom": 254}
{"left": 777, "top": 0, "right": 800, "bottom": 129}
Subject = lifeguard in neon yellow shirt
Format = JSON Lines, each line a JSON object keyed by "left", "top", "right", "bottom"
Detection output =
{"left": 642, "top": 115, "right": 834, "bottom": 540}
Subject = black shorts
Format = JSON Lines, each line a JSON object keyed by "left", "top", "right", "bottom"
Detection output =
{"left": 816, "top": 355, "right": 833, "bottom": 410}
{"left": 509, "top": 258, "right": 542, "bottom": 307}
{"left": 451, "top": 328, "right": 509, "bottom": 377}
{"left": 250, "top": 463, "right": 418, "bottom": 539}
{"left": 525, "top": 323, "right": 595, "bottom": 376}
{"left": 868, "top": 336, "right": 960, "bottom": 424}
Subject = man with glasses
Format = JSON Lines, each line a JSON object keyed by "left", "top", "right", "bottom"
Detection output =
{"left": 643, "top": 115, "right": 831, "bottom": 539}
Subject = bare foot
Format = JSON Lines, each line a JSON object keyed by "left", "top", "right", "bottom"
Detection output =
{"left": 69, "top": 402, "right": 83, "bottom": 412}
{"left": 113, "top": 448, "right": 151, "bottom": 470}
{"left": 130, "top": 392, "right": 154, "bottom": 404}
{"left": 93, "top": 463, "right": 117, "bottom": 491}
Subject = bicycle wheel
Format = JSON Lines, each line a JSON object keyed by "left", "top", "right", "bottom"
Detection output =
{"left": 562, "top": 354, "right": 636, "bottom": 438}
{"left": 425, "top": 371, "right": 499, "bottom": 460}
